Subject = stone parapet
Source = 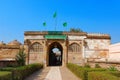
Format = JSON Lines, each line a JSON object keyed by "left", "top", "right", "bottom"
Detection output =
{"left": 87, "top": 33, "right": 111, "bottom": 39}
{"left": 24, "top": 31, "right": 48, "bottom": 35}
{"left": 63, "top": 32, "right": 87, "bottom": 36}
{"left": 0, "top": 45, "right": 20, "bottom": 49}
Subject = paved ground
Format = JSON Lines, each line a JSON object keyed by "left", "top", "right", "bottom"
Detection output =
{"left": 25, "top": 67, "right": 50, "bottom": 80}
{"left": 45, "top": 67, "right": 62, "bottom": 80}
{"left": 25, "top": 66, "right": 80, "bottom": 80}
{"left": 60, "top": 67, "right": 80, "bottom": 80}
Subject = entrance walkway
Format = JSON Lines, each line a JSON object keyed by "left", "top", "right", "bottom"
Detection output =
{"left": 25, "top": 66, "right": 80, "bottom": 80}
{"left": 25, "top": 67, "right": 50, "bottom": 80}
{"left": 45, "top": 67, "right": 62, "bottom": 80}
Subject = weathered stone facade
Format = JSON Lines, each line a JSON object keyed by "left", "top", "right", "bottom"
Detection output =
{"left": 0, "top": 40, "right": 21, "bottom": 60}
{"left": 24, "top": 31, "right": 111, "bottom": 66}
{"left": 0, "top": 31, "right": 111, "bottom": 67}
{"left": 85, "top": 34, "right": 110, "bottom": 62}
{"left": 0, "top": 40, "right": 22, "bottom": 67}
{"left": 108, "top": 43, "right": 120, "bottom": 62}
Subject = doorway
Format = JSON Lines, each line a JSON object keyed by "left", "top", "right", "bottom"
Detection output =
{"left": 48, "top": 42, "right": 63, "bottom": 66}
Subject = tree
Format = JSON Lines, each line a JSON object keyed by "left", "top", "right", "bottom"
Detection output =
{"left": 70, "top": 28, "right": 83, "bottom": 32}
{"left": 15, "top": 48, "right": 26, "bottom": 66}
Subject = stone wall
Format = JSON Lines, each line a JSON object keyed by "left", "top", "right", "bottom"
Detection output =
{"left": 88, "top": 62, "right": 120, "bottom": 71}
{"left": 0, "top": 45, "right": 20, "bottom": 60}
{"left": 108, "top": 43, "right": 120, "bottom": 62}
{"left": 29, "top": 54, "right": 44, "bottom": 64}
{"left": 0, "top": 48, "right": 19, "bottom": 59}
{"left": 24, "top": 39, "right": 46, "bottom": 64}
{"left": 24, "top": 31, "right": 111, "bottom": 66}
{"left": 67, "top": 35, "right": 85, "bottom": 64}
{"left": 85, "top": 39, "right": 110, "bottom": 61}
{"left": 0, "top": 45, "right": 20, "bottom": 67}
{"left": 68, "top": 53, "right": 84, "bottom": 64}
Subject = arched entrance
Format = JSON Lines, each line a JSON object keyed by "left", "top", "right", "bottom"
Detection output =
{"left": 48, "top": 42, "right": 63, "bottom": 66}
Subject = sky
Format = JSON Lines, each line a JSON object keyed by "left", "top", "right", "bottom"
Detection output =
{"left": 0, "top": 0, "right": 120, "bottom": 44}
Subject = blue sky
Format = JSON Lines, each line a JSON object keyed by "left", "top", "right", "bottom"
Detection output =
{"left": 0, "top": 0, "right": 120, "bottom": 44}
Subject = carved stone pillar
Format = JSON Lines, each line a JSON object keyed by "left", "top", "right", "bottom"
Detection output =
{"left": 24, "top": 39, "right": 31, "bottom": 65}
{"left": 24, "top": 45, "right": 29, "bottom": 65}
{"left": 62, "top": 43, "right": 67, "bottom": 66}
{"left": 82, "top": 40, "right": 85, "bottom": 59}
{"left": 44, "top": 40, "right": 47, "bottom": 67}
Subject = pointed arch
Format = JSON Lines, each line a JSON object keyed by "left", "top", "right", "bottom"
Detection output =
{"left": 48, "top": 42, "right": 63, "bottom": 66}
{"left": 29, "top": 42, "right": 43, "bottom": 54}
{"left": 68, "top": 43, "right": 81, "bottom": 54}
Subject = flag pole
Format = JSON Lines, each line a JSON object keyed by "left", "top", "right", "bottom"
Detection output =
{"left": 55, "top": 15, "right": 57, "bottom": 31}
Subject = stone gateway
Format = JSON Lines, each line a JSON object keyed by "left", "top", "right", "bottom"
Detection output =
{"left": 24, "top": 31, "right": 110, "bottom": 66}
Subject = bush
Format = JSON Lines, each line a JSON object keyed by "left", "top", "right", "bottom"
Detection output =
{"left": 84, "top": 63, "right": 91, "bottom": 68}
{"left": 88, "top": 72, "right": 120, "bottom": 80}
{"left": 107, "top": 71, "right": 120, "bottom": 77}
{"left": 67, "top": 63, "right": 106, "bottom": 80}
{"left": 15, "top": 49, "right": 26, "bottom": 66}
{"left": 0, "top": 67, "right": 15, "bottom": 71}
{"left": 12, "top": 63, "right": 43, "bottom": 80}
{"left": 107, "top": 66, "right": 118, "bottom": 71}
{"left": 95, "top": 63, "right": 101, "bottom": 68}
{"left": 0, "top": 71, "right": 12, "bottom": 80}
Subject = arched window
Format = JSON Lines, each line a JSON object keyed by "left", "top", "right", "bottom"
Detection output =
{"left": 29, "top": 42, "right": 43, "bottom": 54}
{"left": 68, "top": 43, "right": 81, "bottom": 54}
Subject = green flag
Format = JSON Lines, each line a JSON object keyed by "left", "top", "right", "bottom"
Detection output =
{"left": 43, "top": 22, "right": 46, "bottom": 26}
{"left": 63, "top": 22, "right": 67, "bottom": 27}
{"left": 53, "top": 12, "right": 57, "bottom": 18}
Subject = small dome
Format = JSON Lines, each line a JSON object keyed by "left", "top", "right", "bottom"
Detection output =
{"left": 8, "top": 40, "right": 21, "bottom": 45}
{"left": 0, "top": 41, "right": 5, "bottom": 45}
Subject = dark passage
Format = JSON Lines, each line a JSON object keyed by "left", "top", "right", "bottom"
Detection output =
{"left": 49, "top": 42, "right": 62, "bottom": 66}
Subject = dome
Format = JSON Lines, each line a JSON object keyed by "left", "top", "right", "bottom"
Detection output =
{"left": 8, "top": 40, "right": 21, "bottom": 45}
{"left": 0, "top": 41, "right": 5, "bottom": 45}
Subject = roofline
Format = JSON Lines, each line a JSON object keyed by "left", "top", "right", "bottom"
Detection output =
{"left": 24, "top": 31, "right": 87, "bottom": 36}
{"left": 87, "top": 33, "right": 111, "bottom": 39}
{"left": 24, "top": 31, "right": 111, "bottom": 39}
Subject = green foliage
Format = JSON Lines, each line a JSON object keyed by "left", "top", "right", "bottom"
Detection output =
{"left": 0, "top": 71, "right": 12, "bottom": 80}
{"left": 67, "top": 63, "right": 120, "bottom": 80}
{"left": 95, "top": 63, "right": 101, "bottom": 68}
{"left": 6, "top": 63, "right": 17, "bottom": 67}
{"left": 0, "top": 64, "right": 43, "bottom": 80}
{"left": 15, "top": 49, "right": 26, "bottom": 66}
{"left": 107, "top": 71, "right": 120, "bottom": 77}
{"left": 12, "top": 63, "right": 43, "bottom": 80}
{"left": 0, "top": 67, "right": 15, "bottom": 71}
{"left": 88, "top": 72, "right": 120, "bottom": 80}
{"left": 67, "top": 63, "right": 84, "bottom": 79}
{"left": 70, "top": 28, "right": 83, "bottom": 32}
{"left": 107, "top": 66, "right": 118, "bottom": 71}
{"left": 84, "top": 64, "right": 91, "bottom": 68}
{"left": 67, "top": 63, "right": 106, "bottom": 80}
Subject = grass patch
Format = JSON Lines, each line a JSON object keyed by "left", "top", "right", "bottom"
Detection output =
{"left": 88, "top": 72, "right": 120, "bottom": 80}
{"left": 0, "top": 71, "right": 12, "bottom": 80}
{"left": 67, "top": 63, "right": 106, "bottom": 80}
{"left": 67, "top": 63, "right": 120, "bottom": 80}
